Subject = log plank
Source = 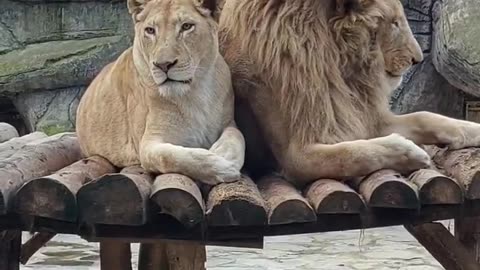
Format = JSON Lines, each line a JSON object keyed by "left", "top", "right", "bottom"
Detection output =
{"left": 0, "top": 133, "right": 82, "bottom": 214}
{"left": 350, "top": 170, "right": 419, "bottom": 209}
{"left": 409, "top": 169, "right": 464, "bottom": 205}
{"left": 206, "top": 175, "right": 267, "bottom": 226}
{"left": 258, "top": 175, "right": 316, "bottom": 225}
{"left": 305, "top": 179, "right": 365, "bottom": 214}
{"left": 12, "top": 156, "right": 116, "bottom": 221}
{"left": 77, "top": 166, "right": 154, "bottom": 225}
{"left": 0, "top": 132, "right": 48, "bottom": 160}
{"left": 150, "top": 174, "right": 205, "bottom": 228}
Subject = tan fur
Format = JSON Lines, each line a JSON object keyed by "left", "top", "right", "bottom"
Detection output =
{"left": 76, "top": 0, "right": 245, "bottom": 185}
{"left": 220, "top": 0, "right": 480, "bottom": 186}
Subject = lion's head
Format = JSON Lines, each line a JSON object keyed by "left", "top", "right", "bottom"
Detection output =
{"left": 127, "top": 0, "right": 219, "bottom": 97}
{"left": 332, "top": 0, "right": 423, "bottom": 90}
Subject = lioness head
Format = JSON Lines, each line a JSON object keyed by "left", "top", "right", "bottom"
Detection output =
{"left": 332, "top": 0, "right": 423, "bottom": 89}
{"left": 128, "top": 0, "right": 219, "bottom": 97}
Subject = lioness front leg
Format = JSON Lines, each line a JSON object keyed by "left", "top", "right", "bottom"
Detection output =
{"left": 384, "top": 111, "right": 480, "bottom": 149}
{"left": 283, "top": 134, "right": 431, "bottom": 185}
{"left": 209, "top": 122, "right": 246, "bottom": 171}
{"left": 139, "top": 141, "right": 241, "bottom": 185}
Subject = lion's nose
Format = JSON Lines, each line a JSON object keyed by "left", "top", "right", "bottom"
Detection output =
{"left": 153, "top": 60, "right": 178, "bottom": 73}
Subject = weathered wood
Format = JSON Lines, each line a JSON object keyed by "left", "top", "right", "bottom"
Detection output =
{"left": 0, "top": 133, "right": 82, "bottom": 214}
{"left": 409, "top": 169, "right": 464, "bottom": 205}
{"left": 77, "top": 166, "right": 154, "bottom": 225}
{"left": 305, "top": 179, "right": 365, "bottom": 214}
{"left": 138, "top": 242, "right": 206, "bottom": 270}
{"left": 100, "top": 240, "right": 132, "bottom": 270}
{"left": 455, "top": 217, "right": 480, "bottom": 263}
{"left": 12, "top": 156, "right": 116, "bottom": 221}
{"left": 351, "top": 170, "right": 419, "bottom": 209}
{"left": 0, "top": 123, "right": 19, "bottom": 143}
{"left": 150, "top": 174, "right": 205, "bottom": 228}
{"left": 206, "top": 175, "right": 267, "bottom": 226}
{"left": 432, "top": 148, "right": 480, "bottom": 200}
{"left": 20, "top": 232, "right": 56, "bottom": 265}
{"left": 0, "top": 132, "right": 48, "bottom": 160}
{"left": 406, "top": 223, "right": 480, "bottom": 270}
{"left": 257, "top": 175, "right": 316, "bottom": 225}
{"left": 0, "top": 231, "right": 21, "bottom": 270}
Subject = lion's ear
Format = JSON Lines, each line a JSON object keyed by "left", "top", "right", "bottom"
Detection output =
{"left": 195, "top": 0, "right": 218, "bottom": 18}
{"left": 127, "top": 0, "right": 150, "bottom": 21}
{"left": 335, "top": 0, "right": 372, "bottom": 15}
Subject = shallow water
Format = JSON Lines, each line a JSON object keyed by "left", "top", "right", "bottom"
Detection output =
{"left": 21, "top": 223, "right": 448, "bottom": 270}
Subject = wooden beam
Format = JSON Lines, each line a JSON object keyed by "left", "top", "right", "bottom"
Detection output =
{"left": 206, "top": 175, "right": 267, "bottom": 226}
{"left": 0, "top": 123, "right": 19, "bottom": 143}
{"left": 455, "top": 217, "right": 480, "bottom": 263}
{"left": 77, "top": 166, "right": 154, "bottom": 225}
{"left": 100, "top": 240, "right": 132, "bottom": 270}
{"left": 405, "top": 223, "right": 480, "bottom": 270}
{"left": 0, "top": 133, "right": 82, "bottom": 214}
{"left": 0, "top": 231, "right": 21, "bottom": 270}
{"left": 12, "top": 156, "right": 116, "bottom": 221}
{"left": 432, "top": 148, "right": 480, "bottom": 200}
{"left": 150, "top": 174, "right": 205, "bottom": 228}
{"left": 20, "top": 232, "right": 56, "bottom": 265}
{"left": 350, "top": 170, "right": 419, "bottom": 209}
{"left": 305, "top": 179, "right": 365, "bottom": 214}
{"left": 0, "top": 132, "right": 48, "bottom": 160}
{"left": 138, "top": 242, "right": 206, "bottom": 270}
{"left": 258, "top": 175, "right": 316, "bottom": 225}
{"left": 409, "top": 169, "right": 464, "bottom": 204}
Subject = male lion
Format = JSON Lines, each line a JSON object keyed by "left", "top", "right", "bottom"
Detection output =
{"left": 76, "top": 0, "right": 245, "bottom": 185}
{"left": 220, "top": 0, "right": 480, "bottom": 187}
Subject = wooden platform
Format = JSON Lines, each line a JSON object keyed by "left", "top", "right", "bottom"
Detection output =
{"left": 1, "top": 127, "right": 480, "bottom": 269}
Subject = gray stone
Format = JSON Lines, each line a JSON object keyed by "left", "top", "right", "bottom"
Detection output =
{"left": 432, "top": 0, "right": 480, "bottom": 97}
{"left": 13, "top": 87, "right": 85, "bottom": 135}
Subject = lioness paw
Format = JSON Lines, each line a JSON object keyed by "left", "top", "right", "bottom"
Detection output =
{"left": 378, "top": 133, "right": 431, "bottom": 172}
{"left": 197, "top": 154, "right": 241, "bottom": 186}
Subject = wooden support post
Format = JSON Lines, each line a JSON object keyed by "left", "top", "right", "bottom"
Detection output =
{"left": 138, "top": 242, "right": 206, "bottom": 270}
{"left": 455, "top": 217, "right": 480, "bottom": 263}
{"left": 0, "top": 231, "right": 21, "bottom": 270}
{"left": 100, "top": 240, "right": 132, "bottom": 270}
{"left": 20, "top": 232, "right": 56, "bottom": 265}
{"left": 258, "top": 175, "right": 316, "bottom": 225}
{"left": 406, "top": 223, "right": 480, "bottom": 270}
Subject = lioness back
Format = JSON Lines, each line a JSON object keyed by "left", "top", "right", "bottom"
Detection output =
{"left": 76, "top": 0, "right": 236, "bottom": 170}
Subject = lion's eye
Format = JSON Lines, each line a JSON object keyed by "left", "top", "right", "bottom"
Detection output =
{"left": 145, "top": 27, "right": 156, "bottom": 35}
{"left": 392, "top": 20, "right": 400, "bottom": 27}
{"left": 181, "top": 23, "right": 195, "bottom": 32}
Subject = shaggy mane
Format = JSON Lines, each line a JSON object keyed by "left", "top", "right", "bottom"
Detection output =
{"left": 220, "top": 0, "right": 390, "bottom": 145}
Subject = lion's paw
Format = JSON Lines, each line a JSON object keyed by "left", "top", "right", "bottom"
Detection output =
{"left": 448, "top": 123, "right": 480, "bottom": 150}
{"left": 377, "top": 133, "right": 432, "bottom": 172}
{"left": 197, "top": 154, "right": 241, "bottom": 186}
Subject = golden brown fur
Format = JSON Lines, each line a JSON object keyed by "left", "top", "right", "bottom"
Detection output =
{"left": 76, "top": 0, "right": 245, "bottom": 185}
{"left": 220, "top": 0, "right": 480, "bottom": 186}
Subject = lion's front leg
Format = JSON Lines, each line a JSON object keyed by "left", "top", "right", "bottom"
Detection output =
{"left": 139, "top": 140, "right": 241, "bottom": 185}
{"left": 209, "top": 122, "right": 246, "bottom": 171}
{"left": 282, "top": 134, "right": 431, "bottom": 186}
{"left": 385, "top": 111, "right": 480, "bottom": 150}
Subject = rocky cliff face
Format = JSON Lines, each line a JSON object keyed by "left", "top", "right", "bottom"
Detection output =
{"left": 0, "top": 0, "right": 474, "bottom": 134}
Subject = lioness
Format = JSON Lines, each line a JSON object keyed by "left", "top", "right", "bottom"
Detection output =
{"left": 220, "top": 0, "right": 480, "bottom": 186}
{"left": 76, "top": 0, "right": 245, "bottom": 185}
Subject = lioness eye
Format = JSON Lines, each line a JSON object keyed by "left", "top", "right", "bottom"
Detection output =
{"left": 392, "top": 20, "right": 400, "bottom": 27}
{"left": 145, "top": 27, "right": 156, "bottom": 35}
{"left": 181, "top": 23, "right": 195, "bottom": 32}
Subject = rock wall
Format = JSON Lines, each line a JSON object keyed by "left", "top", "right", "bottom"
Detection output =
{"left": 0, "top": 0, "right": 133, "bottom": 135}
{"left": 0, "top": 0, "right": 473, "bottom": 135}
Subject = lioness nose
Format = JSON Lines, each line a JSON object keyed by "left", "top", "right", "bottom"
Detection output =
{"left": 154, "top": 60, "right": 178, "bottom": 73}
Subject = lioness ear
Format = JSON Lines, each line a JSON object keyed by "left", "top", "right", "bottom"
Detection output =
{"left": 195, "top": 0, "right": 218, "bottom": 17}
{"left": 127, "top": 0, "right": 150, "bottom": 21}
